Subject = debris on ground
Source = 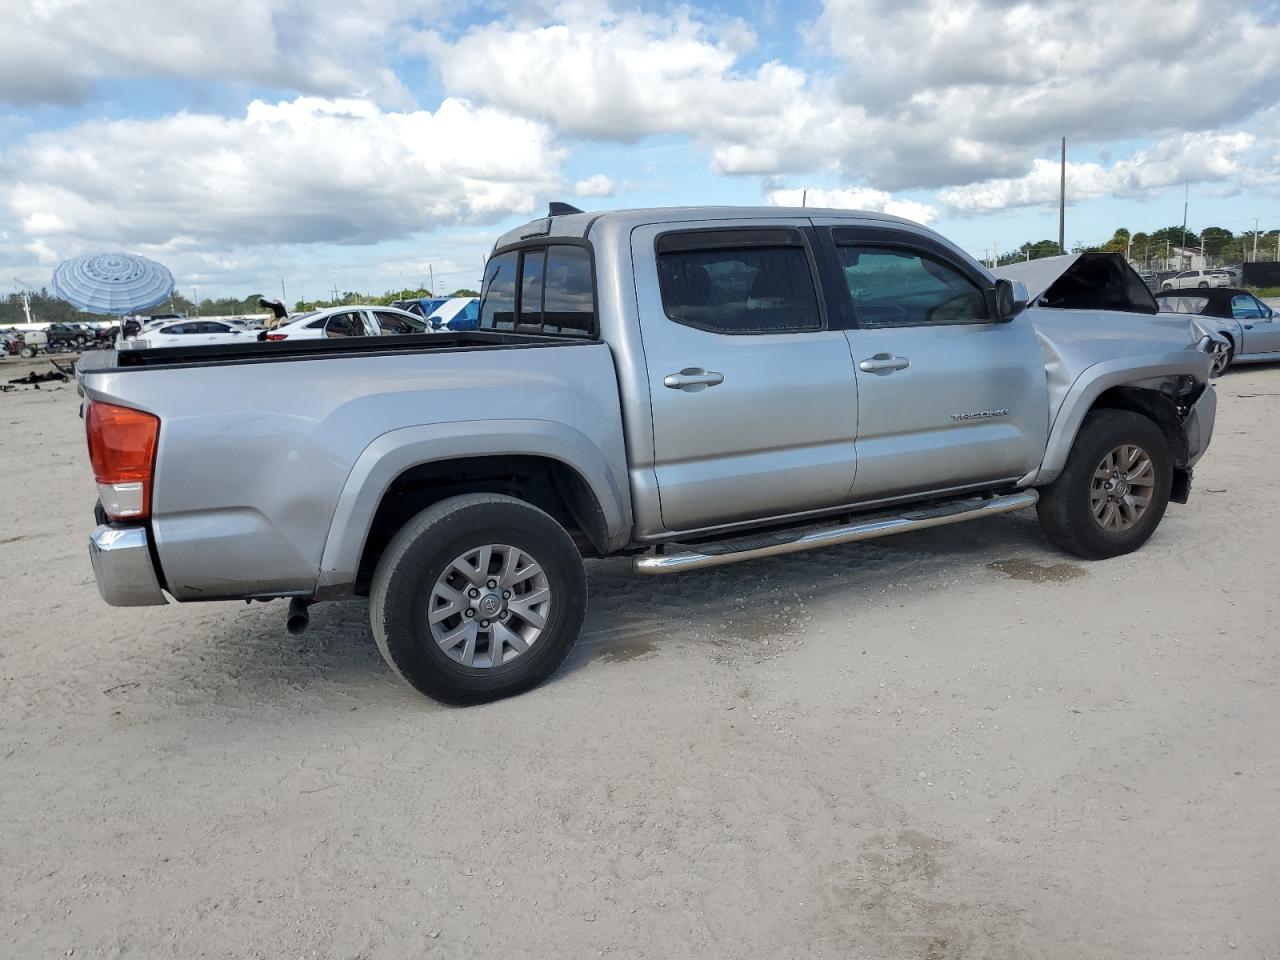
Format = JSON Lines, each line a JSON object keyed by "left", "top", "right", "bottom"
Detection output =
{"left": 6, "top": 362, "right": 71, "bottom": 389}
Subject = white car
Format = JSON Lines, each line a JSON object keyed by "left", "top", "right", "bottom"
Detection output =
{"left": 262, "top": 305, "right": 429, "bottom": 341}
{"left": 127, "top": 319, "right": 255, "bottom": 348}
{"left": 1161, "top": 269, "right": 1230, "bottom": 291}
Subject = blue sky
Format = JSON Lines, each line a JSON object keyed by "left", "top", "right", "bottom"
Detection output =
{"left": 2, "top": 0, "right": 1279, "bottom": 303}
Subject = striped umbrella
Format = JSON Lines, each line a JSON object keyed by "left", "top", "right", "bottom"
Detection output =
{"left": 51, "top": 252, "right": 174, "bottom": 316}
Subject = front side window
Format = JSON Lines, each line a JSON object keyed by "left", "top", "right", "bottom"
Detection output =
{"left": 656, "top": 241, "right": 821, "bottom": 334}
{"left": 837, "top": 246, "right": 988, "bottom": 326}
{"left": 374, "top": 310, "right": 425, "bottom": 335}
{"left": 1231, "top": 294, "right": 1265, "bottom": 319}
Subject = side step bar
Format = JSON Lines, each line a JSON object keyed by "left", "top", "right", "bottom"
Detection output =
{"left": 634, "top": 490, "right": 1039, "bottom": 575}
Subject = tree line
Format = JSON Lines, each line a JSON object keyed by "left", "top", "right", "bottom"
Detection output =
{"left": 996, "top": 225, "right": 1280, "bottom": 268}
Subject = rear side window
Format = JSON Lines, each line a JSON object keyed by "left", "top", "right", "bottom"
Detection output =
{"left": 655, "top": 232, "right": 821, "bottom": 334}
{"left": 1159, "top": 296, "right": 1209, "bottom": 315}
{"left": 325, "top": 312, "right": 364, "bottom": 338}
{"left": 837, "top": 246, "right": 988, "bottom": 326}
{"left": 481, "top": 245, "right": 595, "bottom": 337}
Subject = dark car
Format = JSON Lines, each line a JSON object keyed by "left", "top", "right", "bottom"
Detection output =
{"left": 44, "top": 323, "right": 93, "bottom": 352}
{"left": 1155, "top": 287, "right": 1279, "bottom": 373}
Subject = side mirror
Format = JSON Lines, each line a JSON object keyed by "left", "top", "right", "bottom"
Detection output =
{"left": 994, "top": 278, "right": 1029, "bottom": 321}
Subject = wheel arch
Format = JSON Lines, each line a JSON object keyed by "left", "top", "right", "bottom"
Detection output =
{"left": 315, "top": 420, "right": 630, "bottom": 598}
{"left": 1030, "top": 353, "right": 1210, "bottom": 486}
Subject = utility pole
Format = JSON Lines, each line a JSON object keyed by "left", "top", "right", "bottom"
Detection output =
{"left": 1058, "top": 137, "right": 1066, "bottom": 255}
{"left": 1180, "top": 181, "right": 1188, "bottom": 262}
{"left": 992, "top": 240, "right": 999, "bottom": 267}
{"left": 280, "top": 278, "right": 286, "bottom": 304}
{"left": 192, "top": 288, "right": 198, "bottom": 317}
{"left": 12, "top": 278, "right": 34, "bottom": 324}
{"left": 429, "top": 264, "right": 435, "bottom": 297}
{"left": 802, "top": 189, "right": 807, "bottom": 208}
{"left": 1253, "top": 218, "right": 1259, "bottom": 263}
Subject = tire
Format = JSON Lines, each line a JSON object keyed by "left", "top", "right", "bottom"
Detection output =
{"left": 369, "top": 493, "right": 587, "bottom": 705}
{"left": 1161, "top": 283, "right": 1172, "bottom": 291}
{"left": 1198, "top": 281, "right": 1209, "bottom": 288}
{"left": 1212, "top": 336, "right": 1234, "bottom": 377}
{"left": 1036, "top": 409, "right": 1173, "bottom": 560}
{"left": 19, "top": 345, "right": 36, "bottom": 358}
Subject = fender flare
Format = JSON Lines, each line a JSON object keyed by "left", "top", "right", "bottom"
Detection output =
{"left": 315, "top": 419, "right": 631, "bottom": 596}
{"left": 1025, "top": 349, "right": 1211, "bottom": 486}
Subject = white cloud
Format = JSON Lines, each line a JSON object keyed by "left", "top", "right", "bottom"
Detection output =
{"left": 416, "top": 0, "right": 1280, "bottom": 196}
{"left": 573, "top": 174, "right": 615, "bottom": 197}
{"left": 0, "top": 96, "right": 565, "bottom": 248}
{"left": 940, "top": 132, "right": 1274, "bottom": 214}
{"left": 0, "top": 0, "right": 450, "bottom": 107}
{"left": 764, "top": 187, "right": 938, "bottom": 225}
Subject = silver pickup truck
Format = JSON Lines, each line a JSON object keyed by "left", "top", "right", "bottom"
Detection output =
{"left": 80, "top": 205, "right": 1218, "bottom": 703}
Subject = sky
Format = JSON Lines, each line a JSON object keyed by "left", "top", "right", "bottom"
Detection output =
{"left": 2, "top": 0, "right": 1279, "bottom": 303}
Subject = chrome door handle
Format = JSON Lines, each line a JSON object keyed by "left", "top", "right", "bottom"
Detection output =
{"left": 859, "top": 354, "right": 910, "bottom": 373}
{"left": 664, "top": 368, "right": 725, "bottom": 390}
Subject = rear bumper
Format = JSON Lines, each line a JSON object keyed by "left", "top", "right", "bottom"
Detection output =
{"left": 1184, "top": 383, "right": 1217, "bottom": 467}
{"left": 89, "top": 523, "right": 167, "bottom": 607}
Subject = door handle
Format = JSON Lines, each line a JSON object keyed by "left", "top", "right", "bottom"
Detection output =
{"left": 859, "top": 354, "right": 910, "bottom": 373}
{"left": 664, "top": 368, "right": 724, "bottom": 390}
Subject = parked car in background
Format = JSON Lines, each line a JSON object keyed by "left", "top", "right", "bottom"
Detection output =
{"left": 425, "top": 297, "right": 480, "bottom": 330}
{"left": 126, "top": 320, "right": 257, "bottom": 349}
{"left": 1155, "top": 287, "right": 1280, "bottom": 374}
{"left": 261, "top": 305, "right": 429, "bottom": 341}
{"left": 44, "top": 323, "right": 92, "bottom": 352}
{"left": 1138, "top": 271, "right": 1157, "bottom": 288}
{"left": 1161, "top": 269, "right": 1230, "bottom": 291}
{"left": 0, "top": 330, "right": 18, "bottom": 357}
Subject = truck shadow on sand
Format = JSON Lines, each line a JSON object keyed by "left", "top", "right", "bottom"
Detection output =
{"left": 189, "top": 511, "right": 1079, "bottom": 704}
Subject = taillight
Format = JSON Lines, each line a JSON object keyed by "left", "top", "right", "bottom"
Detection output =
{"left": 265, "top": 333, "right": 288, "bottom": 341}
{"left": 86, "top": 401, "right": 160, "bottom": 520}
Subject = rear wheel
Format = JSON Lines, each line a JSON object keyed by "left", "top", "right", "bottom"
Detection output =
{"left": 19, "top": 345, "right": 36, "bottom": 358}
{"left": 1037, "top": 410, "right": 1172, "bottom": 560}
{"left": 1197, "top": 281, "right": 1209, "bottom": 288}
{"left": 370, "top": 493, "right": 587, "bottom": 704}
{"left": 1211, "top": 336, "right": 1234, "bottom": 377}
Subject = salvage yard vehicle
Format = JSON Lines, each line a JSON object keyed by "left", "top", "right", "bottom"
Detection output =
{"left": 1155, "top": 287, "right": 1280, "bottom": 375}
{"left": 1161, "top": 269, "right": 1229, "bottom": 291}
{"left": 125, "top": 319, "right": 255, "bottom": 349}
{"left": 261, "top": 304, "right": 430, "bottom": 341}
{"left": 79, "top": 205, "right": 1218, "bottom": 705}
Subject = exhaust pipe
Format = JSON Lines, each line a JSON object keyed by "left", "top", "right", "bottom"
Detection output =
{"left": 286, "top": 597, "right": 311, "bottom": 635}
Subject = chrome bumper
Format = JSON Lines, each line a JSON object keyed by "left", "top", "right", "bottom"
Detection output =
{"left": 89, "top": 524, "right": 168, "bottom": 606}
{"left": 1184, "top": 384, "right": 1217, "bottom": 467}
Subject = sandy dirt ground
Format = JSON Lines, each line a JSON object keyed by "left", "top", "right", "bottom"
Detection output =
{"left": 1, "top": 355, "right": 1277, "bottom": 959}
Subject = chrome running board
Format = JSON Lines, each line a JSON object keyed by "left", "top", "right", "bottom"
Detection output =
{"left": 633, "top": 490, "right": 1039, "bottom": 575}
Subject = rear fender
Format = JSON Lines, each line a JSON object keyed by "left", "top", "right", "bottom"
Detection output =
{"left": 315, "top": 419, "right": 631, "bottom": 597}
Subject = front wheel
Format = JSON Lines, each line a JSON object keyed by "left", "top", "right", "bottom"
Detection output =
{"left": 370, "top": 493, "right": 587, "bottom": 704}
{"left": 1037, "top": 409, "right": 1173, "bottom": 560}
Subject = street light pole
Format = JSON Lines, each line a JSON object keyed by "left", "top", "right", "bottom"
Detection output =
{"left": 1058, "top": 137, "right": 1066, "bottom": 255}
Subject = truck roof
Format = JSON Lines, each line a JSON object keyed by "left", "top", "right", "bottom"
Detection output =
{"left": 492, "top": 205, "right": 925, "bottom": 253}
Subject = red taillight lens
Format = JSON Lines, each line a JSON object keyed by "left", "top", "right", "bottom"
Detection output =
{"left": 86, "top": 401, "right": 160, "bottom": 520}
{"left": 265, "top": 333, "right": 288, "bottom": 341}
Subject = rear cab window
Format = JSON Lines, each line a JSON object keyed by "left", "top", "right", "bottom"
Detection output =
{"left": 480, "top": 243, "right": 595, "bottom": 337}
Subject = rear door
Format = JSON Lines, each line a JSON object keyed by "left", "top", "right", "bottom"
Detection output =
{"left": 815, "top": 222, "right": 1048, "bottom": 502}
{"left": 632, "top": 221, "right": 858, "bottom": 532}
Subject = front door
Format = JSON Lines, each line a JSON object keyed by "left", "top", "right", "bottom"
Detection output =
{"left": 632, "top": 222, "right": 859, "bottom": 533}
{"left": 1232, "top": 293, "right": 1280, "bottom": 354}
{"left": 815, "top": 223, "right": 1049, "bottom": 502}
